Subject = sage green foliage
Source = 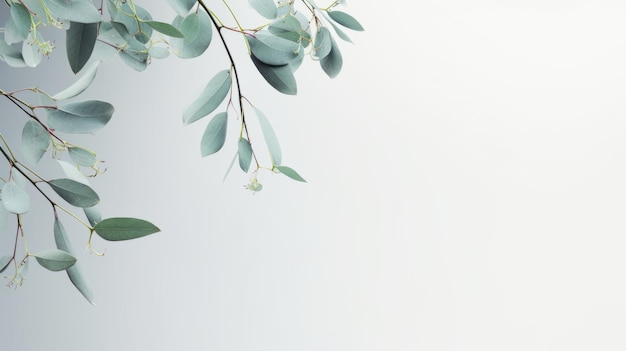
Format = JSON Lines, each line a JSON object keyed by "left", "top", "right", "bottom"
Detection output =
{"left": 0, "top": 0, "right": 361, "bottom": 302}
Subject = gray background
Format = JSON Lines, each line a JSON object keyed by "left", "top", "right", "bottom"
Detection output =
{"left": 3, "top": 1, "right": 626, "bottom": 350}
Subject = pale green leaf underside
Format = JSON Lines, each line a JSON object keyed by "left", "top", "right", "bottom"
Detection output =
{"left": 54, "top": 218, "right": 94, "bottom": 304}
{"left": 53, "top": 61, "right": 100, "bottom": 100}
{"left": 47, "top": 100, "right": 114, "bottom": 134}
{"left": 171, "top": 12, "right": 213, "bottom": 59}
{"left": 248, "top": 0, "right": 278, "bottom": 19}
{"left": 253, "top": 106, "right": 282, "bottom": 166}
{"left": 94, "top": 217, "right": 160, "bottom": 241}
{"left": 167, "top": 0, "right": 197, "bottom": 17}
{"left": 21, "top": 120, "right": 50, "bottom": 165}
{"left": 47, "top": 0, "right": 101, "bottom": 23}
{"left": 2, "top": 180, "right": 30, "bottom": 214}
{"left": 68, "top": 146, "right": 97, "bottom": 167}
{"left": 57, "top": 160, "right": 90, "bottom": 185}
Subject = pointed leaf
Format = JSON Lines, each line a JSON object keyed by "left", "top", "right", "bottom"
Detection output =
{"left": 320, "top": 36, "right": 343, "bottom": 78}
{"left": 53, "top": 61, "right": 100, "bottom": 100}
{"left": 253, "top": 107, "right": 282, "bottom": 165}
{"left": 21, "top": 120, "right": 50, "bottom": 165}
{"left": 313, "top": 26, "right": 332, "bottom": 59}
{"left": 274, "top": 165, "right": 306, "bottom": 182}
{"left": 83, "top": 207, "right": 102, "bottom": 227}
{"left": 238, "top": 138, "right": 253, "bottom": 173}
{"left": 94, "top": 217, "right": 160, "bottom": 241}
{"left": 170, "top": 12, "right": 213, "bottom": 59}
{"left": 2, "top": 180, "right": 30, "bottom": 214}
{"left": 327, "top": 11, "right": 364, "bottom": 31}
{"left": 47, "top": 100, "right": 114, "bottom": 134}
{"left": 34, "top": 249, "right": 77, "bottom": 272}
{"left": 223, "top": 151, "right": 238, "bottom": 182}
{"left": 250, "top": 55, "right": 297, "bottom": 95}
{"left": 67, "top": 22, "right": 98, "bottom": 73}
{"left": 248, "top": 0, "right": 278, "bottom": 19}
{"left": 183, "top": 70, "right": 231, "bottom": 125}
{"left": 144, "top": 21, "right": 185, "bottom": 38}
{"left": 200, "top": 112, "right": 228, "bottom": 157}
{"left": 54, "top": 218, "right": 94, "bottom": 304}
{"left": 0, "top": 255, "right": 11, "bottom": 274}
{"left": 48, "top": 178, "right": 99, "bottom": 208}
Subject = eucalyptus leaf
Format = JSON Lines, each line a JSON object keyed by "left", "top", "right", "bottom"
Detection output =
{"left": 200, "top": 112, "right": 228, "bottom": 157}
{"left": 48, "top": 178, "right": 100, "bottom": 208}
{"left": 144, "top": 21, "right": 185, "bottom": 38}
{"left": 223, "top": 151, "right": 238, "bottom": 182}
{"left": 34, "top": 249, "right": 77, "bottom": 272}
{"left": 149, "top": 46, "right": 170, "bottom": 59}
{"left": 248, "top": 0, "right": 278, "bottom": 19}
{"left": 0, "top": 33, "right": 26, "bottom": 67}
{"left": 5, "top": 3, "right": 31, "bottom": 44}
{"left": 46, "top": 0, "right": 101, "bottom": 23}
{"left": 2, "top": 180, "right": 30, "bottom": 214}
{"left": 170, "top": 12, "right": 213, "bottom": 59}
{"left": 250, "top": 54, "right": 297, "bottom": 95}
{"left": 68, "top": 146, "right": 97, "bottom": 167}
{"left": 320, "top": 35, "right": 343, "bottom": 78}
{"left": 327, "top": 11, "right": 364, "bottom": 31}
{"left": 47, "top": 100, "right": 114, "bottom": 134}
{"left": 248, "top": 31, "right": 300, "bottom": 66}
{"left": 253, "top": 107, "right": 282, "bottom": 165}
{"left": 53, "top": 61, "right": 100, "bottom": 100}
{"left": 183, "top": 70, "right": 231, "bottom": 125}
{"left": 94, "top": 217, "right": 160, "bottom": 241}
{"left": 83, "top": 207, "right": 102, "bottom": 227}
{"left": 238, "top": 138, "right": 253, "bottom": 173}
{"left": 112, "top": 3, "right": 153, "bottom": 43}
{"left": 167, "top": 0, "right": 197, "bottom": 16}
{"left": 66, "top": 22, "right": 98, "bottom": 74}
{"left": 119, "top": 49, "right": 149, "bottom": 72}
{"left": 21, "top": 120, "right": 50, "bottom": 165}
{"left": 0, "top": 255, "right": 11, "bottom": 274}
{"left": 54, "top": 218, "right": 94, "bottom": 304}
{"left": 313, "top": 26, "right": 332, "bottom": 59}
{"left": 57, "top": 160, "right": 89, "bottom": 185}
{"left": 274, "top": 165, "right": 306, "bottom": 182}
{"left": 22, "top": 37, "right": 43, "bottom": 68}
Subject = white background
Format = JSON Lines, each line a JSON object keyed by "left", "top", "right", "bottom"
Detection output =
{"left": 2, "top": 1, "right": 626, "bottom": 350}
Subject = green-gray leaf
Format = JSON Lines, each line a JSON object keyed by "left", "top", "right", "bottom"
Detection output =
{"left": 200, "top": 112, "right": 228, "bottom": 157}
{"left": 2, "top": 180, "right": 30, "bottom": 214}
{"left": 250, "top": 55, "right": 297, "bottom": 95}
{"left": 313, "top": 26, "right": 332, "bottom": 59}
{"left": 94, "top": 217, "right": 160, "bottom": 241}
{"left": 183, "top": 70, "right": 231, "bottom": 124}
{"left": 53, "top": 61, "right": 100, "bottom": 100}
{"left": 170, "top": 12, "right": 213, "bottom": 59}
{"left": 48, "top": 178, "right": 100, "bottom": 208}
{"left": 320, "top": 36, "right": 343, "bottom": 78}
{"left": 34, "top": 249, "right": 77, "bottom": 272}
{"left": 47, "top": 100, "right": 114, "bottom": 134}
{"left": 66, "top": 22, "right": 98, "bottom": 74}
{"left": 68, "top": 146, "right": 97, "bottom": 167}
{"left": 83, "top": 207, "right": 102, "bottom": 227}
{"left": 248, "top": 0, "right": 278, "bottom": 19}
{"left": 238, "top": 138, "right": 253, "bottom": 173}
{"left": 57, "top": 160, "right": 89, "bottom": 185}
{"left": 21, "top": 120, "right": 50, "bottom": 164}
{"left": 167, "top": 0, "right": 197, "bottom": 16}
{"left": 253, "top": 106, "right": 282, "bottom": 165}
{"left": 274, "top": 165, "right": 306, "bottom": 182}
{"left": 248, "top": 31, "right": 300, "bottom": 66}
{"left": 144, "top": 20, "right": 185, "bottom": 38}
{"left": 5, "top": 3, "right": 31, "bottom": 44}
{"left": 54, "top": 218, "right": 94, "bottom": 304}
{"left": 327, "top": 11, "right": 364, "bottom": 31}
{"left": 47, "top": 0, "right": 101, "bottom": 23}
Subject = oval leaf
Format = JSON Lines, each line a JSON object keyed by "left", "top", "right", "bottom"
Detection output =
{"left": 47, "top": 0, "right": 101, "bottom": 23}
{"left": 2, "top": 180, "right": 30, "bottom": 214}
{"left": 248, "top": 31, "right": 300, "bottom": 66}
{"left": 53, "top": 61, "right": 100, "bottom": 100}
{"left": 34, "top": 249, "right": 77, "bottom": 272}
{"left": 47, "top": 100, "right": 114, "bottom": 134}
{"left": 183, "top": 70, "right": 231, "bottom": 125}
{"left": 48, "top": 178, "right": 100, "bottom": 208}
{"left": 238, "top": 138, "right": 253, "bottom": 173}
{"left": 167, "top": 0, "right": 197, "bottom": 16}
{"left": 68, "top": 146, "right": 97, "bottom": 167}
{"left": 5, "top": 3, "right": 32, "bottom": 44}
{"left": 171, "top": 12, "right": 213, "bottom": 59}
{"left": 67, "top": 22, "right": 98, "bottom": 74}
{"left": 200, "top": 112, "right": 228, "bottom": 157}
{"left": 94, "top": 217, "right": 160, "bottom": 241}
{"left": 327, "top": 11, "right": 364, "bottom": 31}
{"left": 21, "top": 120, "right": 50, "bottom": 165}
{"left": 313, "top": 26, "right": 332, "bottom": 59}
{"left": 250, "top": 54, "right": 297, "bottom": 95}
{"left": 274, "top": 165, "right": 306, "bottom": 182}
{"left": 54, "top": 218, "right": 94, "bottom": 304}
{"left": 320, "top": 36, "right": 343, "bottom": 78}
